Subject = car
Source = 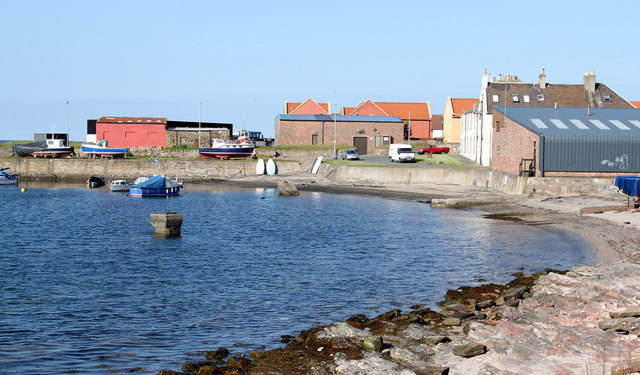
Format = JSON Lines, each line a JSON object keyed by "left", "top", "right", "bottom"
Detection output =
{"left": 341, "top": 149, "right": 360, "bottom": 160}
{"left": 415, "top": 145, "right": 450, "bottom": 155}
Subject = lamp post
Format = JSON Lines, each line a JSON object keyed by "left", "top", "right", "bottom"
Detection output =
{"left": 333, "top": 103, "right": 337, "bottom": 159}
{"left": 198, "top": 101, "right": 202, "bottom": 148}
{"left": 65, "top": 100, "right": 69, "bottom": 146}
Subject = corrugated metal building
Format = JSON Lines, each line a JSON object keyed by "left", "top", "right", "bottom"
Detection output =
{"left": 492, "top": 107, "right": 640, "bottom": 177}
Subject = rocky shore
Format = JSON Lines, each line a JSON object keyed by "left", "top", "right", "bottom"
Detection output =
{"left": 155, "top": 172, "right": 640, "bottom": 375}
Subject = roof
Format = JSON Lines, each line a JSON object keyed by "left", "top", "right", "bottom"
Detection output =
{"left": 450, "top": 98, "right": 478, "bottom": 118}
{"left": 486, "top": 82, "right": 633, "bottom": 114}
{"left": 344, "top": 100, "right": 431, "bottom": 119}
{"left": 285, "top": 99, "right": 330, "bottom": 114}
{"left": 98, "top": 117, "right": 167, "bottom": 124}
{"left": 276, "top": 114, "right": 403, "bottom": 123}
{"left": 431, "top": 114, "right": 443, "bottom": 130}
{"left": 493, "top": 106, "right": 640, "bottom": 135}
{"left": 631, "top": 101, "right": 640, "bottom": 108}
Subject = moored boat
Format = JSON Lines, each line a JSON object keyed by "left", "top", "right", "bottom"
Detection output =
{"left": 109, "top": 179, "right": 131, "bottom": 192}
{"left": 199, "top": 130, "right": 255, "bottom": 159}
{"left": 129, "top": 176, "right": 182, "bottom": 197}
{"left": 81, "top": 140, "right": 127, "bottom": 158}
{"left": 87, "top": 176, "right": 105, "bottom": 188}
{"left": 0, "top": 167, "right": 18, "bottom": 185}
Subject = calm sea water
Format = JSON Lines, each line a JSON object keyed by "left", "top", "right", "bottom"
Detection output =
{"left": 0, "top": 183, "right": 594, "bottom": 374}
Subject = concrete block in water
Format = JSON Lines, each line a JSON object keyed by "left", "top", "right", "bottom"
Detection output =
{"left": 278, "top": 181, "right": 299, "bottom": 196}
{"left": 150, "top": 212, "right": 183, "bottom": 236}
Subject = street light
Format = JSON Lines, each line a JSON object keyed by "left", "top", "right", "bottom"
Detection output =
{"left": 198, "top": 101, "right": 202, "bottom": 148}
{"left": 65, "top": 100, "right": 69, "bottom": 146}
{"left": 333, "top": 103, "right": 337, "bottom": 159}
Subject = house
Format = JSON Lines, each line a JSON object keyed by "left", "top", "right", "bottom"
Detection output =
{"left": 342, "top": 100, "right": 432, "bottom": 139}
{"left": 274, "top": 114, "right": 404, "bottom": 155}
{"left": 431, "top": 114, "right": 443, "bottom": 139}
{"left": 491, "top": 106, "right": 640, "bottom": 177}
{"left": 285, "top": 99, "right": 331, "bottom": 115}
{"left": 442, "top": 97, "right": 478, "bottom": 143}
{"left": 460, "top": 69, "right": 634, "bottom": 166}
{"left": 631, "top": 101, "right": 640, "bottom": 108}
{"left": 89, "top": 117, "right": 233, "bottom": 148}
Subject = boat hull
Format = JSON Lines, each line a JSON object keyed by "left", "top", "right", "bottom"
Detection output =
{"left": 129, "top": 185, "right": 182, "bottom": 197}
{"left": 32, "top": 148, "right": 74, "bottom": 158}
{"left": 0, "top": 179, "right": 17, "bottom": 185}
{"left": 81, "top": 144, "right": 127, "bottom": 157}
{"left": 199, "top": 146, "right": 254, "bottom": 159}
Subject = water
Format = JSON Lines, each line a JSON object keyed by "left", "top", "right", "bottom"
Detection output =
{"left": 0, "top": 184, "right": 594, "bottom": 373}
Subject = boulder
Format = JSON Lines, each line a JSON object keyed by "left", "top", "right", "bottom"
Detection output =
{"left": 610, "top": 307, "right": 640, "bottom": 319}
{"left": 442, "top": 317, "right": 461, "bottom": 326}
{"left": 364, "top": 336, "right": 383, "bottom": 352}
{"left": 277, "top": 181, "right": 299, "bottom": 196}
{"left": 452, "top": 343, "right": 487, "bottom": 358}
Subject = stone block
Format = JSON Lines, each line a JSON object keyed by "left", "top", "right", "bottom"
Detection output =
{"left": 150, "top": 212, "right": 183, "bottom": 236}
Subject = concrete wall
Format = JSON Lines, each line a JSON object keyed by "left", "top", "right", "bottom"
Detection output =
{"left": 2, "top": 158, "right": 304, "bottom": 181}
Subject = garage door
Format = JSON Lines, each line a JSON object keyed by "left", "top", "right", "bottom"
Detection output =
{"left": 353, "top": 137, "right": 367, "bottom": 155}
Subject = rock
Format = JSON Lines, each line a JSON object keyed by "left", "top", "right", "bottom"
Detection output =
{"left": 495, "top": 297, "right": 505, "bottom": 306}
{"left": 598, "top": 317, "right": 640, "bottom": 333}
{"left": 452, "top": 343, "right": 487, "bottom": 358}
{"left": 335, "top": 355, "right": 415, "bottom": 375}
{"left": 181, "top": 361, "right": 215, "bottom": 373}
{"left": 442, "top": 317, "right": 461, "bottom": 326}
{"left": 414, "top": 366, "right": 450, "bottom": 375}
{"left": 226, "top": 356, "right": 250, "bottom": 370}
{"left": 505, "top": 298, "right": 520, "bottom": 307}
{"left": 277, "top": 181, "right": 299, "bottom": 196}
{"left": 419, "top": 336, "right": 450, "bottom": 345}
{"left": 611, "top": 359, "right": 640, "bottom": 375}
{"left": 204, "top": 348, "right": 229, "bottom": 361}
{"left": 610, "top": 307, "right": 640, "bottom": 318}
{"left": 157, "top": 371, "right": 189, "bottom": 375}
{"left": 503, "top": 286, "right": 528, "bottom": 300}
{"left": 364, "top": 336, "right": 383, "bottom": 352}
{"left": 315, "top": 322, "right": 370, "bottom": 340}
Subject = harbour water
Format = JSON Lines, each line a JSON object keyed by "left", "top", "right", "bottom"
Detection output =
{"left": 0, "top": 183, "right": 594, "bottom": 374}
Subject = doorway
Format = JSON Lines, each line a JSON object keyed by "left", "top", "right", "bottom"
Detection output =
{"left": 353, "top": 137, "right": 367, "bottom": 155}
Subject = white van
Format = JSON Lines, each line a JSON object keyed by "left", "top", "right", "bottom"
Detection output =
{"left": 389, "top": 144, "right": 415, "bottom": 163}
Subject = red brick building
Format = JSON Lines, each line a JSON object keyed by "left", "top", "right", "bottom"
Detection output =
{"left": 285, "top": 99, "right": 331, "bottom": 115}
{"left": 342, "top": 100, "right": 432, "bottom": 139}
{"left": 275, "top": 114, "right": 404, "bottom": 155}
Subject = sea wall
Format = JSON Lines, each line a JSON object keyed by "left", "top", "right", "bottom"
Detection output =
{"left": 2, "top": 158, "right": 304, "bottom": 181}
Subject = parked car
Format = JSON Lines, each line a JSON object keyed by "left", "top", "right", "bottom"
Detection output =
{"left": 341, "top": 149, "right": 360, "bottom": 160}
{"left": 416, "top": 145, "right": 450, "bottom": 155}
{"left": 388, "top": 144, "right": 415, "bottom": 163}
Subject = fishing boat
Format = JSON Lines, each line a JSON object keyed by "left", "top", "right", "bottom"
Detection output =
{"left": 87, "top": 176, "right": 105, "bottom": 188}
{"left": 129, "top": 176, "right": 182, "bottom": 197}
{"left": 109, "top": 179, "right": 131, "bottom": 192}
{"left": 81, "top": 140, "right": 127, "bottom": 158}
{"left": 31, "top": 139, "right": 74, "bottom": 158}
{"left": 0, "top": 167, "right": 18, "bottom": 185}
{"left": 198, "top": 130, "right": 255, "bottom": 159}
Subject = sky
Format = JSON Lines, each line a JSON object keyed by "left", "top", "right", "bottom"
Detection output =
{"left": 2, "top": 1, "right": 640, "bottom": 140}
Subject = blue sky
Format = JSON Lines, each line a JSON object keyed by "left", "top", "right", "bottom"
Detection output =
{"left": 2, "top": 1, "right": 639, "bottom": 140}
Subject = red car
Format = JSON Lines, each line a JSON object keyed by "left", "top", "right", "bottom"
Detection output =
{"left": 416, "top": 145, "right": 450, "bottom": 154}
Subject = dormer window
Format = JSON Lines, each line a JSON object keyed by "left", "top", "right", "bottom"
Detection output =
{"left": 537, "top": 94, "right": 544, "bottom": 101}
{"left": 603, "top": 94, "right": 612, "bottom": 102}
{"left": 512, "top": 95, "right": 520, "bottom": 103}
{"left": 523, "top": 95, "right": 530, "bottom": 103}
{"left": 492, "top": 94, "right": 499, "bottom": 103}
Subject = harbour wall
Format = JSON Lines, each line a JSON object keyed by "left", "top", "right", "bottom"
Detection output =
{"left": 1, "top": 158, "right": 305, "bottom": 181}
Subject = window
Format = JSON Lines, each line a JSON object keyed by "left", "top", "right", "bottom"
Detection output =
{"left": 523, "top": 95, "right": 530, "bottom": 103}
{"left": 496, "top": 145, "right": 501, "bottom": 154}
{"left": 492, "top": 94, "right": 499, "bottom": 103}
{"left": 512, "top": 95, "right": 520, "bottom": 103}
{"left": 537, "top": 94, "right": 544, "bottom": 101}
{"left": 603, "top": 94, "right": 612, "bottom": 102}
{"left": 496, "top": 120, "right": 501, "bottom": 132}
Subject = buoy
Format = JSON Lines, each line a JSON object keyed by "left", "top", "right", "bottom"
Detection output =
{"left": 21, "top": 188, "right": 26, "bottom": 192}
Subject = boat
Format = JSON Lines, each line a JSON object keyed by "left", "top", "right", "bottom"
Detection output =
{"left": 0, "top": 167, "right": 18, "bottom": 185}
{"left": 81, "top": 140, "right": 127, "bottom": 158}
{"left": 109, "top": 179, "right": 131, "bottom": 192}
{"left": 199, "top": 130, "right": 255, "bottom": 159}
{"left": 129, "top": 176, "right": 182, "bottom": 197}
{"left": 87, "top": 176, "right": 105, "bottom": 188}
{"left": 13, "top": 139, "right": 74, "bottom": 158}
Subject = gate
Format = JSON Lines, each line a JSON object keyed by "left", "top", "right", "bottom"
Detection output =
{"left": 353, "top": 137, "right": 367, "bottom": 155}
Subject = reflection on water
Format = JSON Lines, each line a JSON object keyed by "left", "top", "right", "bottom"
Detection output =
{"left": 0, "top": 184, "right": 594, "bottom": 373}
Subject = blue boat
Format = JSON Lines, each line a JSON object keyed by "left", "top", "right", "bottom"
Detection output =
{"left": 129, "top": 176, "right": 182, "bottom": 197}
{"left": 0, "top": 167, "right": 18, "bottom": 185}
{"left": 81, "top": 140, "right": 127, "bottom": 158}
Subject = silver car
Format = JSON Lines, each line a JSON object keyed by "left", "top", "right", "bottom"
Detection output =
{"left": 341, "top": 149, "right": 360, "bottom": 160}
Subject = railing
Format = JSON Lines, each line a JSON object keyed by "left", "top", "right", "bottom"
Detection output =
{"left": 519, "top": 158, "right": 536, "bottom": 177}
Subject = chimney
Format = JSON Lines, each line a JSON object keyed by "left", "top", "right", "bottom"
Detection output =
{"left": 539, "top": 68, "right": 546, "bottom": 89}
{"left": 481, "top": 67, "right": 489, "bottom": 89}
{"left": 584, "top": 71, "right": 596, "bottom": 94}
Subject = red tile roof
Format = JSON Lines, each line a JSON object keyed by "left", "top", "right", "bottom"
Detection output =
{"left": 630, "top": 101, "right": 640, "bottom": 108}
{"left": 98, "top": 117, "right": 167, "bottom": 124}
{"left": 450, "top": 98, "right": 478, "bottom": 118}
{"left": 344, "top": 100, "right": 431, "bottom": 120}
{"left": 285, "top": 99, "right": 330, "bottom": 114}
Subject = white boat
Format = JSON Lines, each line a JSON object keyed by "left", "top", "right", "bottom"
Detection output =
{"left": 0, "top": 167, "right": 18, "bottom": 185}
{"left": 109, "top": 179, "right": 131, "bottom": 192}
{"left": 198, "top": 130, "right": 255, "bottom": 159}
{"left": 32, "top": 139, "right": 74, "bottom": 158}
{"left": 81, "top": 140, "right": 127, "bottom": 158}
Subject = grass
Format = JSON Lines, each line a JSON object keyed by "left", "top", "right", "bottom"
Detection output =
{"left": 259, "top": 144, "right": 352, "bottom": 151}
{"left": 323, "top": 153, "right": 472, "bottom": 169}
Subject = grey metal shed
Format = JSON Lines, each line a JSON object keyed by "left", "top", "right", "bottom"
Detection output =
{"left": 493, "top": 107, "right": 640, "bottom": 174}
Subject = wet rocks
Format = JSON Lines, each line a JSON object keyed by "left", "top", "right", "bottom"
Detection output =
{"left": 363, "top": 336, "right": 383, "bottom": 352}
{"left": 452, "top": 343, "right": 487, "bottom": 358}
{"left": 277, "top": 181, "right": 299, "bottom": 196}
